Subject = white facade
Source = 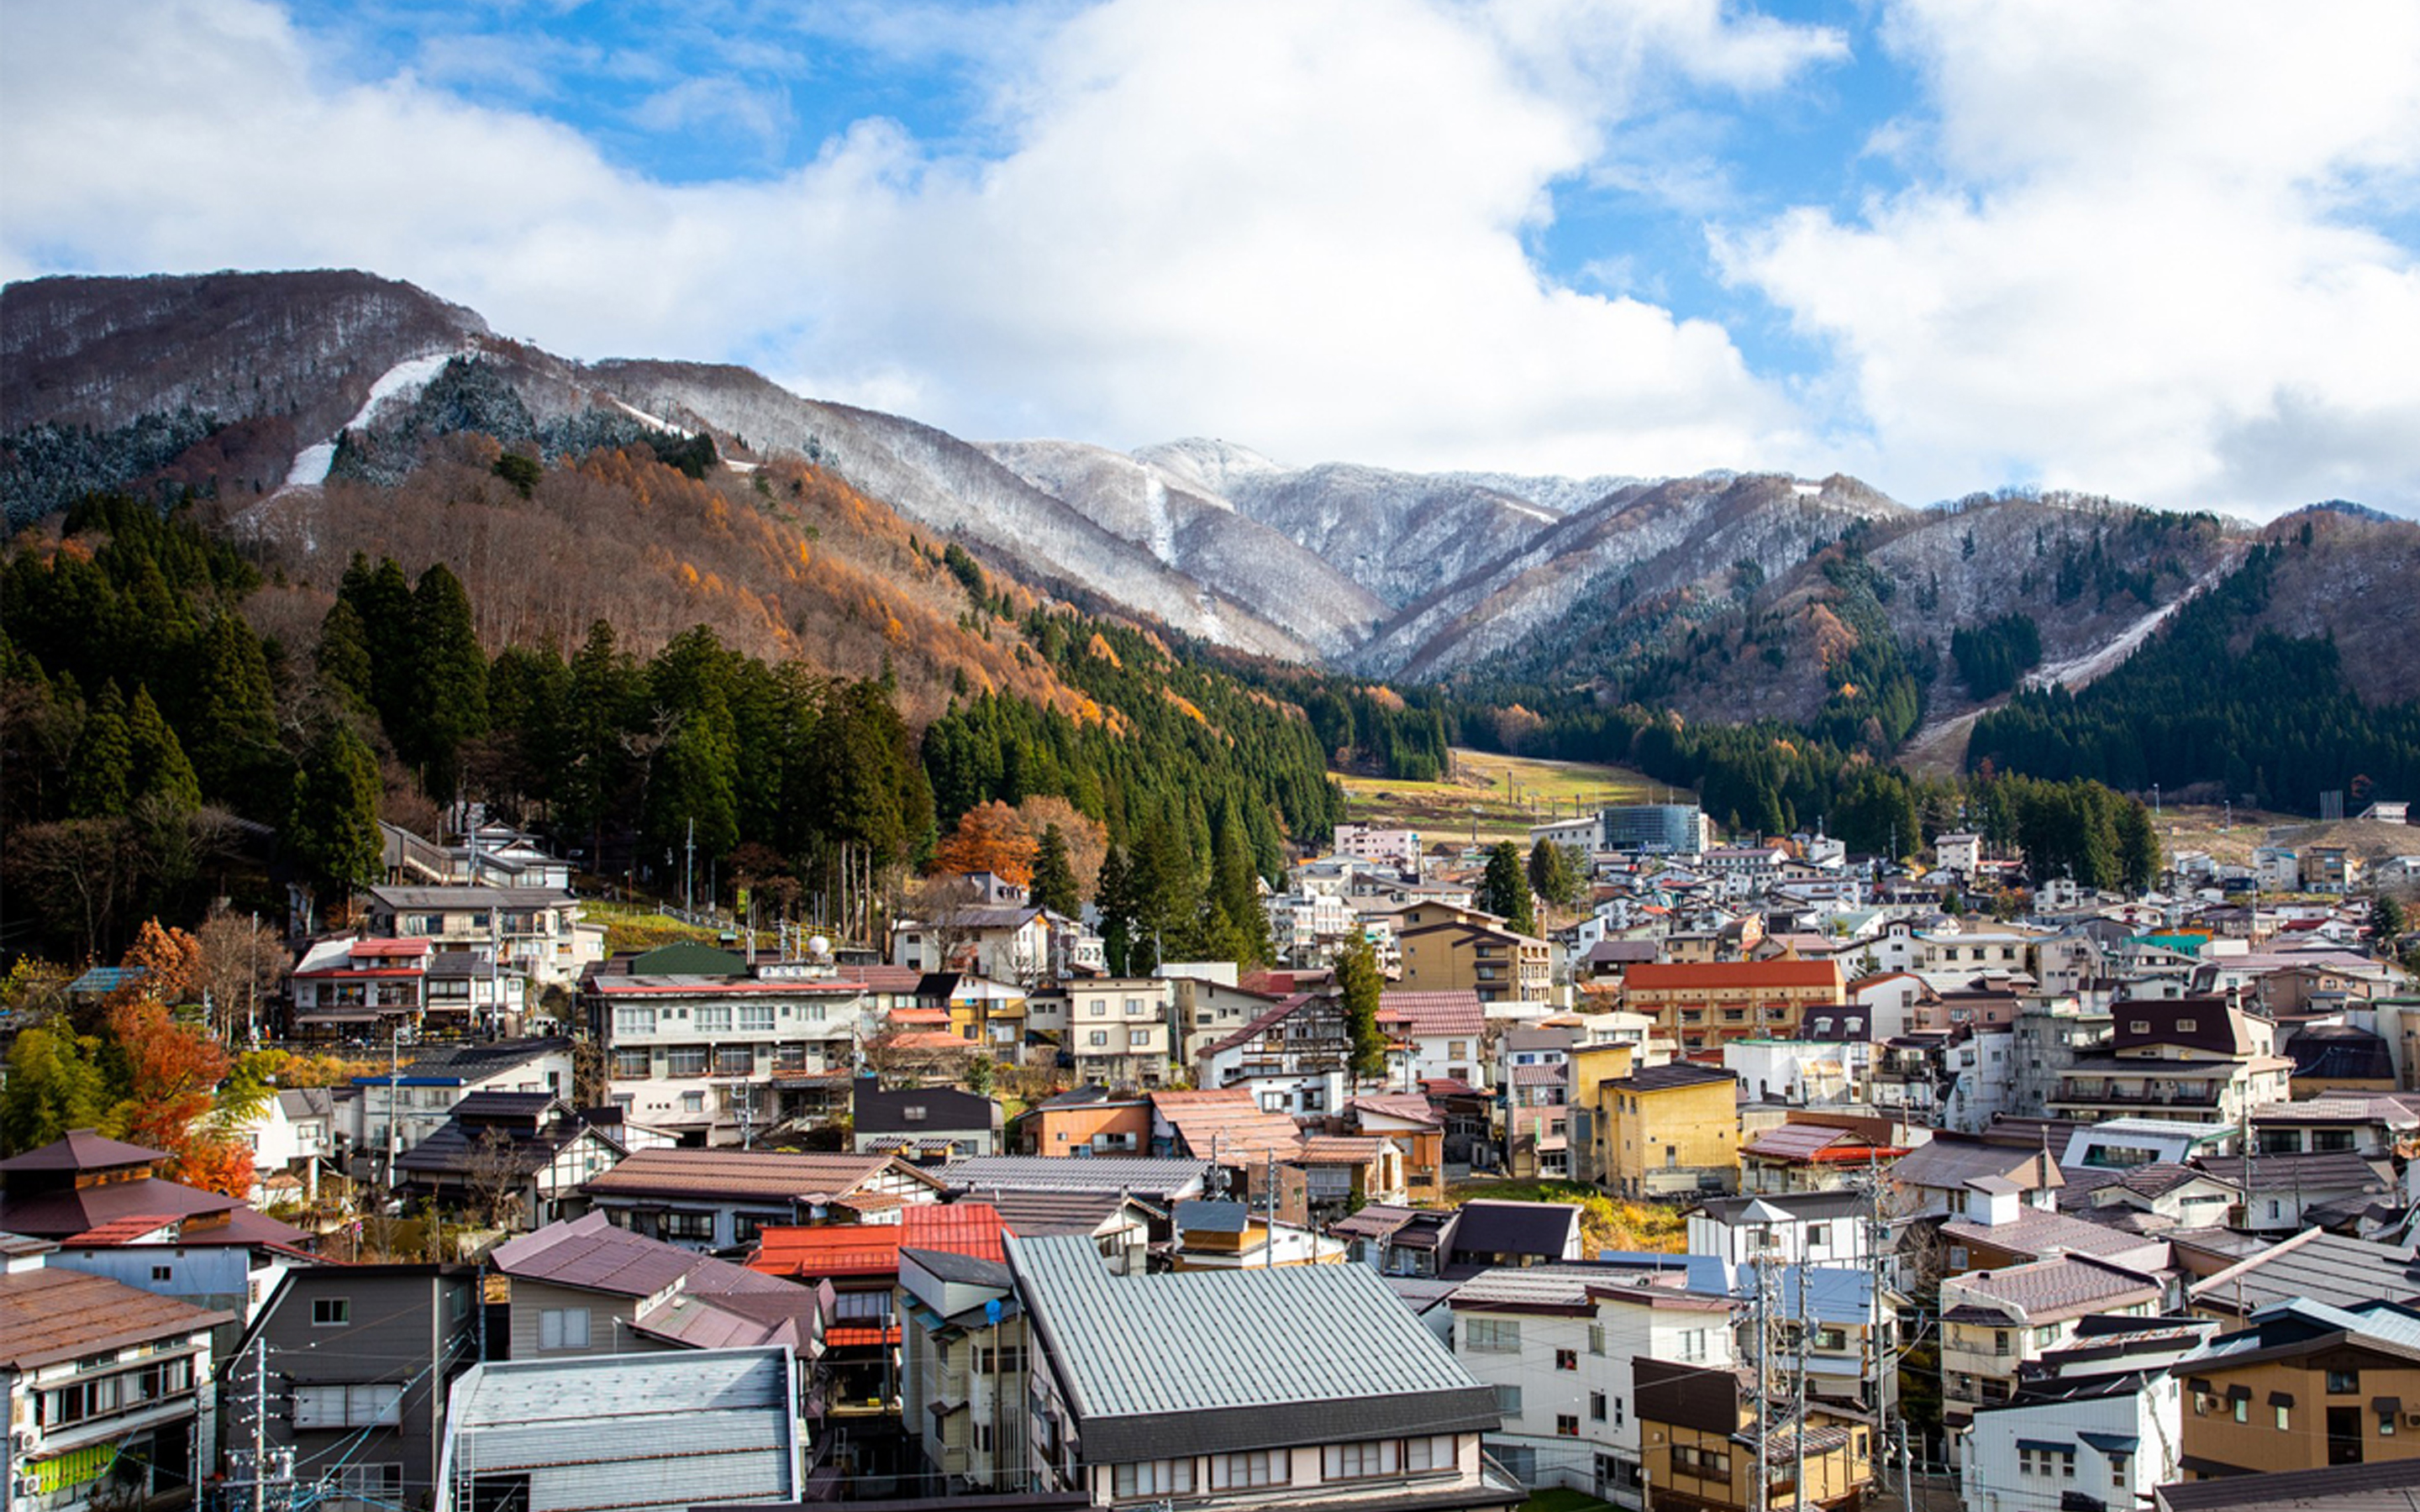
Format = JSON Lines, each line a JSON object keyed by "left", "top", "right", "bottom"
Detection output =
{"left": 1960, "top": 1367, "right": 2181, "bottom": 1512}
{"left": 1449, "top": 1274, "right": 1736, "bottom": 1507}
{"left": 595, "top": 979, "right": 866, "bottom": 1143}
{"left": 1685, "top": 1204, "right": 1870, "bottom": 1268}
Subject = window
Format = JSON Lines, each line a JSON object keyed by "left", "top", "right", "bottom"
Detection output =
{"left": 1091, "top": 1000, "right": 1107, "bottom": 1016}
{"left": 694, "top": 1005, "right": 733, "bottom": 1032}
{"left": 2110, "top": 1453, "right": 2130, "bottom": 1486}
{"left": 1325, "top": 1441, "right": 1401, "bottom": 1478}
{"left": 313, "top": 1297, "right": 350, "bottom": 1326}
{"left": 664, "top": 1047, "right": 708, "bottom": 1076}
{"left": 1127, "top": 1029, "right": 1150, "bottom": 1048}
{"left": 773, "top": 1043, "right": 808, "bottom": 1071}
{"left": 1672, "top": 1446, "right": 1730, "bottom": 1479}
{"left": 1210, "top": 1452, "right": 1276, "bottom": 1489}
{"left": 1449, "top": 1041, "right": 1468, "bottom": 1059}
{"left": 1587, "top": 1324, "right": 1606, "bottom": 1356}
{"left": 2328, "top": 1371, "right": 2361, "bottom": 1394}
{"left": 2033, "top": 1325, "right": 2060, "bottom": 1347}
{"left": 1404, "top": 1436, "right": 1448, "bottom": 1473}
{"left": 2233, "top": 1396, "right": 2249, "bottom": 1423}
{"left": 1590, "top": 1392, "right": 1607, "bottom": 1421}
{"left": 663, "top": 1210, "right": 715, "bottom": 1241}
{"left": 1088, "top": 1030, "right": 1109, "bottom": 1047}
{"left": 613, "top": 1006, "right": 653, "bottom": 1036}
{"left": 2276, "top": 1404, "right": 2291, "bottom": 1431}
{"left": 2176, "top": 1017, "right": 2197, "bottom": 1032}
{"left": 293, "top": 1383, "right": 402, "bottom": 1428}
{"left": 714, "top": 1046, "right": 753, "bottom": 1074}
{"left": 1555, "top": 1415, "right": 1581, "bottom": 1437}
{"left": 332, "top": 1465, "right": 403, "bottom": 1501}
{"left": 538, "top": 1308, "right": 591, "bottom": 1350}
{"left": 1807, "top": 1222, "right": 1828, "bottom": 1246}
{"left": 739, "top": 1005, "right": 776, "bottom": 1032}
{"left": 612, "top": 1048, "right": 650, "bottom": 1078}
{"left": 1465, "top": 1318, "right": 1521, "bottom": 1352}
{"left": 681, "top": 1090, "right": 706, "bottom": 1113}
{"left": 1111, "top": 1459, "right": 1193, "bottom": 1498}
{"left": 1495, "top": 1385, "right": 1523, "bottom": 1415}
{"left": 2129, "top": 1020, "right": 2151, "bottom": 1034}
{"left": 1555, "top": 1348, "right": 1578, "bottom": 1371}
{"left": 1676, "top": 1328, "right": 1710, "bottom": 1363}
{"left": 151, "top": 1264, "right": 172, "bottom": 1282}
{"left": 1124, "top": 996, "right": 1145, "bottom": 1016}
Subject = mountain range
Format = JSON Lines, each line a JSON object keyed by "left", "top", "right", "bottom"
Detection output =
{"left": 7, "top": 268, "right": 2417, "bottom": 764}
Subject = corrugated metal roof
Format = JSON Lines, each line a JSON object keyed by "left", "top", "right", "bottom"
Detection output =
{"left": 1010, "top": 1231, "right": 1481, "bottom": 1420}
{"left": 441, "top": 1347, "right": 794, "bottom": 1512}
{"left": 0, "top": 1268, "right": 229, "bottom": 1368}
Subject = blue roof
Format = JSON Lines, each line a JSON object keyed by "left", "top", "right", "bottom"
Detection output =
{"left": 67, "top": 966, "right": 146, "bottom": 994}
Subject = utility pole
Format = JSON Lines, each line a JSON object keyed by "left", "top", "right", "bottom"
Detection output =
{"left": 251, "top": 1335, "right": 268, "bottom": 1512}
{"left": 685, "top": 817, "right": 696, "bottom": 918}
{"left": 387, "top": 1026, "right": 403, "bottom": 1194}
{"left": 1792, "top": 1254, "right": 1810, "bottom": 1512}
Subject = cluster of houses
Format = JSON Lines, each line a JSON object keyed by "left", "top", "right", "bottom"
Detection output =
{"left": 10, "top": 800, "right": 2420, "bottom": 1512}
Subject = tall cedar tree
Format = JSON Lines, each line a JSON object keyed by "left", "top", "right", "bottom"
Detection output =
{"left": 1095, "top": 844, "right": 1136, "bottom": 974}
{"left": 1337, "top": 936, "right": 1387, "bottom": 1080}
{"left": 315, "top": 599, "right": 375, "bottom": 710}
{"left": 124, "top": 684, "right": 200, "bottom": 810}
{"left": 406, "top": 564, "right": 489, "bottom": 797}
{"left": 1029, "top": 824, "right": 1080, "bottom": 917}
{"left": 186, "top": 612, "right": 279, "bottom": 798}
{"left": 289, "top": 721, "right": 383, "bottom": 900}
{"left": 69, "top": 680, "right": 133, "bottom": 819}
{"left": 1481, "top": 840, "right": 1537, "bottom": 936}
{"left": 1211, "top": 804, "right": 1273, "bottom": 969}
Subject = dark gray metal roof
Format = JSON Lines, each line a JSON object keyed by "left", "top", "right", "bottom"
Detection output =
{"left": 942, "top": 1155, "right": 1209, "bottom": 1198}
{"left": 1010, "top": 1232, "right": 1497, "bottom": 1461}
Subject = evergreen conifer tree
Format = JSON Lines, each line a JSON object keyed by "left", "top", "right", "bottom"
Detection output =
{"left": 1031, "top": 824, "right": 1081, "bottom": 918}
{"left": 69, "top": 680, "right": 133, "bottom": 818}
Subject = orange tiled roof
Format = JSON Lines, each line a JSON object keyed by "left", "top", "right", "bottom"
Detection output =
{"left": 747, "top": 1223, "right": 902, "bottom": 1278}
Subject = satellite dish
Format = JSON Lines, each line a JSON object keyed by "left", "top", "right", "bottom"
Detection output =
{"left": 808, "top": 935, "right": 831, "bottom": 957}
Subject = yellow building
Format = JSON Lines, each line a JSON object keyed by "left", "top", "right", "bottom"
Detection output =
{"left": 1599, "top": 1063, "right": 1739, "bottom": 1199}
{"left": 1566, "top": 1041, "right": 1637, "bottom": 1185}
{"left": 1398, "top": 919, "right": 1552, "bottom": 1004}
{"left": 1638, "top": 1357, "right": 1872, "bottom": 1511}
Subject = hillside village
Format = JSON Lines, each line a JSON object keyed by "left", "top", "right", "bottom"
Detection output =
{"left": 8, "top": 797, "right": 2420, "bottom": 1512}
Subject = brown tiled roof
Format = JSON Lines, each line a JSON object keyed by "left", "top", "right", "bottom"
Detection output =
{"left": 1377, "top": 990, "right": 1486, "bottom": 1036}
{"left": 1888, "top": 1135, "right": 2061, "bottom": 1193}
{"left": 0, "top": 1127, "right": 168, "bottom": 1172}
{"left": 1148, "top": 1089, "right": 1303, "bottom": 1161}
{"left": 1952, "top": 1255, "right": 2163, "bottom": 1322}
{"left": 1938, "top": 1207, "right": 2169, "bottom": 1262}
{"left": 0, "top": 1268, "right": 229, "bottom": 1369}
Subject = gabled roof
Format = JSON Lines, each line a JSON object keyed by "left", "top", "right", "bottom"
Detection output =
{"left": 747, "top": 1223, "right": 903, "bottom": 1281}
{"left": 584, "top": 1148, "right": 940, "bottom": 1204}
{"left": 1148, "top": 1089, "right": 1303, "bottom": 1162}
{"left": 1448, "top": 1200, "right": 1581, "bottom": 1264}
{"left": 853, "top": 1084, "right": 999, "bottom": 1135}
{"left": 901, "top": 1201, "right": 1007, "bottom": 1263}
{"left": 1948, "top": 1255, "right": 2164, "bottom": 1323}
{"left": 940, "top": 1155, "right": 1210, "bottom": 1200}
{"left": 0, "top": 1127, "right": 167, "bottom": 1173}
{"left": 2155, "top": 1457, "right": 2420, "bottom": 1512}
{"left": 2184, "top": 1230, "right": 2420, "bottom": 1315}
{"left": 1008, "top": 1231, "right": 1498, "bottom": 1463}
{"left": 0, "top": 1268, "right": 229, "bottom": 1368}
{"left": 1889, "top": 1134, "right": 2061, "bottom": 1194}
{"left": 1384, "top": 987, "right": 1491, "bottom": 1030}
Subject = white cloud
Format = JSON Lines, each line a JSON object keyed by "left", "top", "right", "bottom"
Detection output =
{"left": 1721, "top": 0, "right": 2420, "bottom": 516}
{"left": 0, "top": 0, "right": 1838, "bottom": 480}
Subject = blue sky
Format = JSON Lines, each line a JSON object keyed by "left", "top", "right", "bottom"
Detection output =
{"left": 4, "top": 0, "right": 2418, "bottom": 517}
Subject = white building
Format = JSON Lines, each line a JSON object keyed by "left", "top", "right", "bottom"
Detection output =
{"left": 359, "top": 885, "right": 604, "bottom": 988}
{"left": 1960, "top": 1316, "right": 2212, "bottom": 1512}
{"left": 1445, "top": 1263, "right": 1737, "bottom": 1506}
{"left": 1684, "top": 1191, "right": 1872, "bottom": 1268}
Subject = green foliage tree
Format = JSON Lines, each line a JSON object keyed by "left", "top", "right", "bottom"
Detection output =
{"left": 1095, "top": 844, "right": 1136, "bottom": 975}
{"left": 1030, "top": 824, "right": 1080, "bottom": 918}
{"left": 68, "top": 680, "right": 134, "bottom": 819}
{"left": 0, "top": 1025, "right": 113, "bottom": 1155}
{"left": 405, "top": 563, "right": 489, "bottom": 796}
{"left": 288, "top": 722, "right": 382, "bottom": 901}
{"left": 1481, "top": 839, "right": 1536, "bottom": 935}
{"left": 1208, "top": 803, "right": 1273, "bottom": 969}
{"left": 1336, "top": 936, "right": 1386, "bottom": 1082}
{"left": 315, "top": 599, "right": 376, "bottom": 710}
{"left": 186, "top": 612, "right": 280, "bottom": 800}
{"left": 2372, "top": 893, "right": 2406, "bottom": 949}
{"left": 124, "top": 684, "right": 200, "bottom": 810}
{"left": 1527, "top": 836, "right": 1581, "bottom": 911}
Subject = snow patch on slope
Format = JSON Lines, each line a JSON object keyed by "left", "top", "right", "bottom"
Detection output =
{"left": 281, "top": 349, "right": 466, "bottom": 486}
{"left": 609, "top": 396, "right": 690, "bottom": 436}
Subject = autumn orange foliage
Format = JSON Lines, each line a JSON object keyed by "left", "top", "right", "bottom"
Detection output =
{"left": 107, "top": 922, "right": 245, "bottom": 1194}
{"left": 932, "top": 800, "right": 1039, "bottom": 887}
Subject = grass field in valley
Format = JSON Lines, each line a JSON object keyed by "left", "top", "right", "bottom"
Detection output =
{"left": 1339, "top": 748, "right": 1683, "bottom": 848}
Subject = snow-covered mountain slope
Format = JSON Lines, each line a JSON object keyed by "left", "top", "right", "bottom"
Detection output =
{"left": 980, "top": 438, "right": 1384, "bottom": 657}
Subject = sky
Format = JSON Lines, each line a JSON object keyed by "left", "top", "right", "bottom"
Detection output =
{"left": 3, "top": 0, "right": 2417, "bottom": 517}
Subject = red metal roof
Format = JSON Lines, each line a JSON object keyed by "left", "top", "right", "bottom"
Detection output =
{"left": 1625, "top": 961, "right": 1844, "bottom": 990}
{"left": 349, "top": 938, "right": 432, "bottom": 958}
{"left": 824, "top": 1324, "right": 902, "bottom": 1347}
{"left": 63, "top": 1214, "right": 182, "bottom": 1246}
{"left": 748, "top": 1224, "right": 902, "bottom": 1279}
{"left": 901, "top": 1201, "right": 1007, "bottom": 1263}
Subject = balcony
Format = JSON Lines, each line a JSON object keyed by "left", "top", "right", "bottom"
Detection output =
{"left": 938, "top": 1364, "right": 968, "bottom": 1401}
